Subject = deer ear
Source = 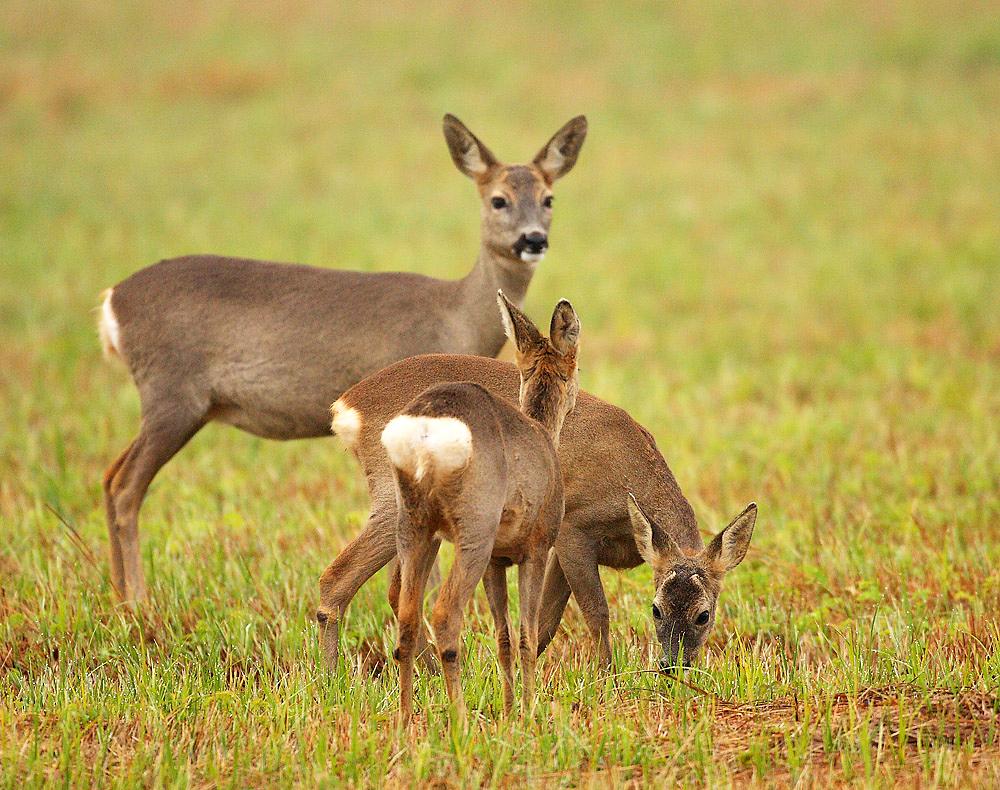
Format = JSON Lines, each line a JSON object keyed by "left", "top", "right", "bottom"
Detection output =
{"left": 627, "top": 494, "right": 683, "bottom": 567}
{"left": 443, "top": 114, "right": 499, "bottom": 179}
{"left": 549, "top": 299, "right": 580, "bottom": 356}
{"left": 533, "top": 115, "right": 587, "bottom": 182}
{"left": 497, "top": 290, "right": 544, "bottom": 355}
{"left": 705, "top": 503, "right": 757, "bottom": 574}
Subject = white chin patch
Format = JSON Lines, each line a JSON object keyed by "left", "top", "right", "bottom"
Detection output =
{"left": 519, "top": 250, "right": 545, "bottom": 264}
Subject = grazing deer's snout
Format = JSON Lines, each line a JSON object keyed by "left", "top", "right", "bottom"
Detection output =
{"left": 515, "top": 232, "right": 548, "bottom": 261}
{"left": 659, "top": 655, "right": 680, "bottom": 674}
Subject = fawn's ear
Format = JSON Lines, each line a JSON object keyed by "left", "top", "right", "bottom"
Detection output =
{"left": 549, "top": 299, "right": 580, "bottom": 357}
{"left": 444, "top": 114, "right": 499, "bottom": 180}
{"left": 533, "top": 115, "right": 588, "bottom": 182}
{"left": 497, "top": 290, "right": 544, "bottom": 355}
{"left": 627, "top": 494, "right": 684, "bottom": 567}
{"left": 705, "top": 503, "right": 758, "bottom": 574}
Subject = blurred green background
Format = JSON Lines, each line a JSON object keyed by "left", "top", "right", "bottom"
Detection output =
{"left": 2, "top": 1, "right": 999, "bottom": 786}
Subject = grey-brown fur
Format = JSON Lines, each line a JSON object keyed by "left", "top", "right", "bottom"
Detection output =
{"left": 387, "top": 294, "right": 579, "bottom": 726}
{"left": 318, "top": 352, "right": 754, "bottom": 672}
{"left": 100, "top": 114, "right": 587, "bottom": 602}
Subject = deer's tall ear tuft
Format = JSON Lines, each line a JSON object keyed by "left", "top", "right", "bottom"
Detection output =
{"left": 706, "top": 503, "right": 758, "bottom": 574}
{"left": 549, "top": 299, "right": 580, "bottom": 356}
{"left": 533, "top": 115, "right": 587, "bottom": 182}
{"left": 444, "top": 114, "right": 499, "bottom": 180}
{"left": 497, "top": 290, "right": 544, "bottom": 355}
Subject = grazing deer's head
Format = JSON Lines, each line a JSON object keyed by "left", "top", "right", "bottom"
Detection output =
{"left": 496, "top": 290, "right": 580, "bottom": 443}
{"left": 444, "top": 114, "right": 587, "bottom": 268}
{"left": 627, "top": 495, "right": 757, "bottom": 672}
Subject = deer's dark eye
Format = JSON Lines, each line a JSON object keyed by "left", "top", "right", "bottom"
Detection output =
{"left": 651, "top": 604, "right": 662, "bottom": 620}
{"left": 695, "top": 610, "right": 710, "bottom": 627}
{"left": 542, "top": 195, "right": 554, "bottom": 208}
{"left": 491, "top": 196, "right": 508, "bottom": 210}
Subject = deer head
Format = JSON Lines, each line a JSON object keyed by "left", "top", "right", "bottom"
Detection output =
{"left": 627, "top": 495, "right": 757, "bottom": 672}
{"left": 444, "top": 114, "right": 587, "bottom": 269}
{"left": 496, "top": 290, "right": 580, "bottom": 443}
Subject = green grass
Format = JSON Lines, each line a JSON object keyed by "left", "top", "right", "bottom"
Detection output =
{"left": 3, "top": 0, "right": 1000, "bottom": 786}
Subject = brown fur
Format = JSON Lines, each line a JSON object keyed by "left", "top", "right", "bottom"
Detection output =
{"left": 387, "top": 295, "right": 579, "bottom": 727}
{"left": 317, "top": 353, "right": 706, "bottom": 672}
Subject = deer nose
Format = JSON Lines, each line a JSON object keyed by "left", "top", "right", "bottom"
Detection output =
{"left": 659, "top": 656, "right": 679, "bottom": 674}
{"left": 521, "top": 232, "right": 548, "bottom": 254}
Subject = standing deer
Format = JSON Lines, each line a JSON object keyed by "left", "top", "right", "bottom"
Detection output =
{"left": 321, "top": 358, "right": 758, "bottom": 673}
{"left": 380, "top": 292, "right": 579, "bottom": 725}
{"left": 98, "top": 113, "right": 587, "bottom": 602}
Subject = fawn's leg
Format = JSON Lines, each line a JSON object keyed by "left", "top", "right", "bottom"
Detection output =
{"left": 388, "top": 557, "right": 439, "bottom": 675}
{"left": 430, "top": 536, "right": 494, "bottom": 729}
{"left": 394, "top": 512, "right": 440, "bottom": 727}
{"left": 481, "top": 561, "right": 515, "bottom": 715}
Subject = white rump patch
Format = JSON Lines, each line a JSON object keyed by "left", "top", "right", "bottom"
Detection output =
{"left": 381, "top": 415, "right": 472, "bottom": 484}
{"left": 97, "top": 288, "right": 121, "bottom": 358}
{"left": 330, "top": 400, "right": 363, "bottom": 449}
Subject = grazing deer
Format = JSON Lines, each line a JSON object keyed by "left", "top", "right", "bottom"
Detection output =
{"left": 321, "top": 358, "right": 758, "bottom": 673}
{"left": 380, "top": 292, "right": 579, "bottom": 725}
{"left": 626, "top": 495, "right": 756, "bottom": 671}
{"left": 98, "top": 113, "right": 587, "bottom": 602}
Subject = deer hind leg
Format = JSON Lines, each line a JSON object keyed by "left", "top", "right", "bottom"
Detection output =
{"left": 536, "top": 550, "right": 572, "bottom": 658}
{"left": 481, "top": 560, "right": 515, "bottom": 715}
{"left": 556, "top": 531, "right": 614, "bottom": 670}
{"left": 388, "top": 559, "right": 439, "bottom": 675}
{"left": 103, "top": 439, "right": 137, "bottom": 599}
{"left": 317, "top": 502, "right": 397, "bottom": 671}
{"left": 516, "top": 549, "right": 548, "bottom": 717}
{"left": 105, "top": 405, "right": 206, "bottom": 603}
{"left": 394, "top": 513, "right": 441, "bottom": 728}
{"left": 430, "top": 533, "right": 495, "bottom": 729}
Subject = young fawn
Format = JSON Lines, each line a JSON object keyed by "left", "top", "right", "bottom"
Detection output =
{"left": 98, "top": 114, "right": 586, "bottom": 603}
{"left": 379, "top": 292, "right": 579, "bottom": 725}
{"left": 322, "top": 359, "right": 757, "bottom": 674}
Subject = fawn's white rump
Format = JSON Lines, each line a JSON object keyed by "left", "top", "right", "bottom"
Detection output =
{"left": 381, "top": 415, "right": 473, "bottom": 484}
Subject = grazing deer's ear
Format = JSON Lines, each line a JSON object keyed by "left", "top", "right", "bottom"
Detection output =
{"left": 533, "top": 115, "right": 588, "bottom": 182}
{"left": 443, "top": 114, "right": 499, "bottom": 179}
{"left": 497, "top": 290, "right": 544, "bottom": 355}
{"left": 549, "top": 299, "right": 580, "bottom": 356}
{"left": 705, "top": 503, "right": 757, "bottom": 574}
{"left": 627, "top": 494, "right": 684, "bottom": 567}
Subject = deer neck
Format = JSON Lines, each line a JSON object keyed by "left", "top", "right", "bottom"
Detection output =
{"left": 519, "top": 374, "right": 566, "bottom": 448}
{"left": 457, "top": 247, "right": 536, "bottom": 357}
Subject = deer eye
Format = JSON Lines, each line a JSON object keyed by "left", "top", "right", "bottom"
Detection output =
{"left": 491, "top": 196, "right": 508, "bottom": 210}
{"left": 695, "top": 610, "right": 710, "bottom": 627}
{"left": 651, "top": 604, "right": 662, "bottom": 620}
{"left": 542, "top": 195, "right": 554, "bottom": 208}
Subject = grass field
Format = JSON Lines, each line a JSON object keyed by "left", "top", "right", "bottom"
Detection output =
{"left": 3, "top": 0, "right": 1000, "bottom": 786}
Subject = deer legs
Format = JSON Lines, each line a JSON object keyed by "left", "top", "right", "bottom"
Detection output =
{"left": 536, "top": 550, "right": 573, "bottom": 658}
{"left": 482, "top": 561, "right": 516, "bottom": 715}
{"left": 317, "top": 505, "right": 398, "bottom": 670}
{"left": 428, "top": 537, "right": 494, "bottom": 728}
{"left": 394, "top": 524, "right": 441, "bottom": 727}
{"left": 103, "top": 407, "right": 205, "bottom": 603}
{"left": 551, "top": 530, "right": 614, "bottom": 669}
